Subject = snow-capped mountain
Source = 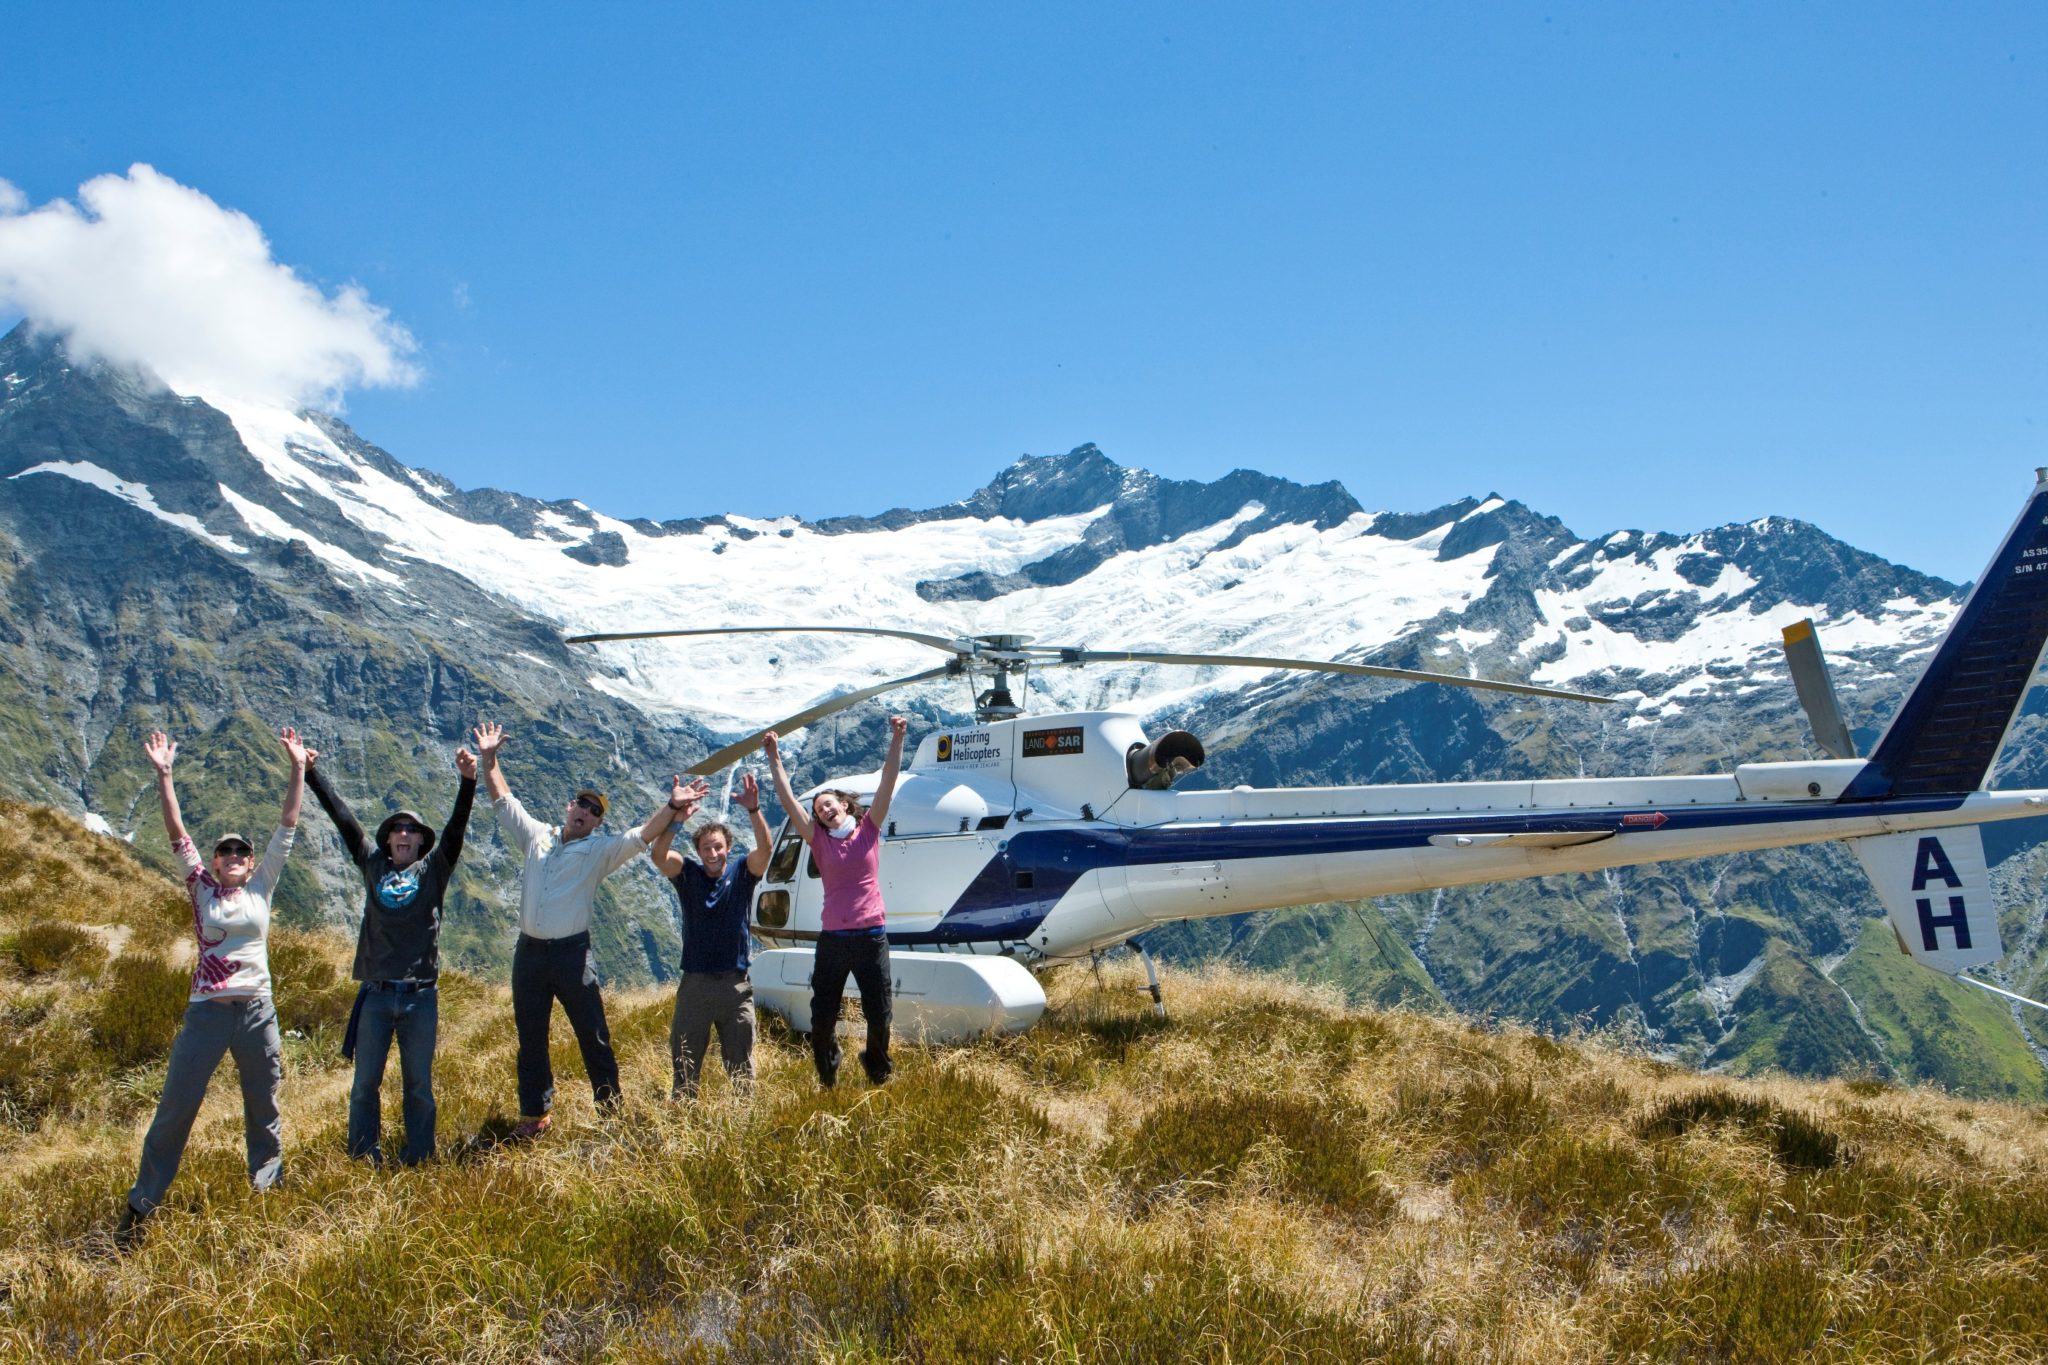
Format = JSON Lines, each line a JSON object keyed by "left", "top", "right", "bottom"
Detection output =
{"left": 3, "top": 322, "right": 2042, "bottom": 1096}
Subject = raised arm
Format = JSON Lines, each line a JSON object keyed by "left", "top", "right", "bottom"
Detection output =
{"left": 638, "top": 774, "right": 707, "bottom": 848}
{"left": 437, "top": 747, "right": 480, "bottom": 868}
{"left": 278, "top": 727, "right": 313, "bottom": 828}
{"left": 304, "top": 755, "right": 371, "bottom": 867}
{"left": 649, "top": 821, "right": 685, "bottom": 879}
{"left": 737, "top": 771, "right": 772, "bottom": 877}
{"left": 473, "top": 722, "right": 510, "bottom": 803}
{"left": 762, "top": 731, "right": 813, "bottom": 843}
{"left": 863, "top": 715, "right": 909, "bottom": 833}
{"left": 143, "top": 731, "right": 188, "bottom": 848}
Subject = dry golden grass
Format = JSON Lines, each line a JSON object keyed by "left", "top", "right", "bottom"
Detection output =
{"left": 3, "top": 799, "right": 2047, "bottom": 1362}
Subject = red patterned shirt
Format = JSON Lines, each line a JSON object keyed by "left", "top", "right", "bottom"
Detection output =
{"left": 175, "top": 827, "right": 295, "bottom": 1000}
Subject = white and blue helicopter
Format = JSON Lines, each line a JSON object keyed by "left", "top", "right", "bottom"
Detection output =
{"left": 572, "top": 471, "right": 2048, "bottom": 1041}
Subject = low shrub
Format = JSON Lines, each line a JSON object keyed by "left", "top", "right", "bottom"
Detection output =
{"left": 720, "top": 1233, "right": 1424, "bottom": 1365}
{"left": 1394, "top": 1070, "right": 1555, "bottom": 1175}
{"left": 1115, "top": 1089, "right": 1396, "bottom": 1218}
{"left": 11, "top": 921, "right": 108, "bottom": 977}
{"left": 0, "top": 1020, "right": 97, "bottom": 1125}
{"left": 268, "top": 929, "right": 357, "bottom": 1038}
{"left": 1636, "top": 1088, "right": 1842, "bottom": 1171}
{"left": 90, "top": 953, "right": 191, "bottom": 1068}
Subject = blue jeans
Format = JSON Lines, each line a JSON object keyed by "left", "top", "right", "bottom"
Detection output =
{"left": 349, "top": 983, "right": 438, "bottom": 1166}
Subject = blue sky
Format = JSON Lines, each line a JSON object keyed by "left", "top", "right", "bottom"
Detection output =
{"left": 3, "top": 4, "right": 2043, "bottom": 581}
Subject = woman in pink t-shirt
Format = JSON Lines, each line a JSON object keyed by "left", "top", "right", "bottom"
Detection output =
{"left": 763, "top": 714, "right": 907, "bottom": 1088}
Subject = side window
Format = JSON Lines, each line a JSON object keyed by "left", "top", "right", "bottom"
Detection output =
{"left": 766, "top": 827, "right": 804, "bottom": 884}
{"left": 806, "top": 850, "right": 821, "bottom": 880}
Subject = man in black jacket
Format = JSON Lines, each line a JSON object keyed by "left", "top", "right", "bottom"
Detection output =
{"left": 305, "top": 743, "right": 477, "bottom": 1166}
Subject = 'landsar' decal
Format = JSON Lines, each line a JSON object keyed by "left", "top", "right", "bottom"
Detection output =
{"left": 1022, "top": 726, "right": 1084, "bottom": 757}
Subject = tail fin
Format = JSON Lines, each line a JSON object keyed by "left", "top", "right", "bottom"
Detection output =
{"left": 1843, "top": 469, "right": 2048, "bottom": 799}
{"left": 1849, "top": 827, "right": 2002, "bottom": 974}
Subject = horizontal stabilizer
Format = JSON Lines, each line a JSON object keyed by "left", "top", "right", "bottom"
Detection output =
{"left": 1849, "top": 827, "right": 2002, "bottom": 975}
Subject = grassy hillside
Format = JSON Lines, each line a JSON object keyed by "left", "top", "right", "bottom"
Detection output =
{"left": 4, "top": 801, "right": 2047, "bottom": 1362}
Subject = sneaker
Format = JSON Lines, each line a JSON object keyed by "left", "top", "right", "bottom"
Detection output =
{"left": 510, "top": 1114, "right": 552, "bottom": 1141}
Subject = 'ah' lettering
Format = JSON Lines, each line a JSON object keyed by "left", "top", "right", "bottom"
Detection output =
{"left": 1916, "top": 895, "right": 1973, "bottom": 951}
{"left": 1910, "top": 837, "right": 1963, "bottom": 891}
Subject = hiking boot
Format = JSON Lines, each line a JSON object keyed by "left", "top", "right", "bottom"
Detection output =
{"left": 113, "top": 1202, "right": 149, "bottom": 1252}
{"left": 510, "top": 1114, "right": 552, "bottom": 1141}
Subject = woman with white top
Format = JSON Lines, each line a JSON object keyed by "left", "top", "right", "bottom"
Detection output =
{"left": 762, "top": 715, "right": 907, "bottom": 1088}
{"left": 117, "top": 726, "right": 308, "bottom": 1244}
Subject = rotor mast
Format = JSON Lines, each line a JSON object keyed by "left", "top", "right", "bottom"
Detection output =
{"left": 969, "top": 634, "right": 1031, "bottom": 721}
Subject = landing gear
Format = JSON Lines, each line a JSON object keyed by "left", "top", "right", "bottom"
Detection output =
{"left": 1085, "top": 939, "right": 1167, "bottom": 1019}
{"left": 1134, "top": 939, "right": 1166, "bottom": 1020}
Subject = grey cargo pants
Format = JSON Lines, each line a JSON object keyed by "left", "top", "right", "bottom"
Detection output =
{"left": 669, "top": 969, "right": 755, "bottom": 1097}
{"left": 129, "top": 995, "right": 284, "bottom": 1214}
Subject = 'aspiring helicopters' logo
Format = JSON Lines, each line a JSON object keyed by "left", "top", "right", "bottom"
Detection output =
{"left": 936, "top": 730, "right": 1002, "bottom": 767}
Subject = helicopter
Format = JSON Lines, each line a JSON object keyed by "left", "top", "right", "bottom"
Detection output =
{"left": 569, "top": 471, "right": 2048, "bottom": 1041}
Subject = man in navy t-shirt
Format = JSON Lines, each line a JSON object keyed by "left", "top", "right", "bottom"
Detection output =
{"left": 649, "top": 770, "right": 773, "bottom": 1097}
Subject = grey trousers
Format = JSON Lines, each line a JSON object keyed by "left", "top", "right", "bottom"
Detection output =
{"left": 129, "top": 995, "right": 284, "bottom": 1215}
{"left": 669, "top": 970, "right": 755, "bottom": 1097}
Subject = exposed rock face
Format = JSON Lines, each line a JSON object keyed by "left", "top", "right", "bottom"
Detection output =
{"left": 2, "top": 322, "right": 2043, "bottom": 1093}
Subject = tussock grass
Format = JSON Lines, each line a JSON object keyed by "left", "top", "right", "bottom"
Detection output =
{"left": 4, "top": 800, "right": 2048, "bottom": 1362}
{"left": 8, "top": 920, "right": 108, "bottom": 977}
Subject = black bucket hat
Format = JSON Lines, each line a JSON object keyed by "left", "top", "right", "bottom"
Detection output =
{"left": 374, "top": 810, "right": 437, "bottom": 857}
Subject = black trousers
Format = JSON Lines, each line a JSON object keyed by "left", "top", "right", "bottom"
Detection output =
{"left": 811, "top": 931, "right": 892, "bottom": 1086}
{"left": 512, "top": 932, "right": 619, "bottom": 1116}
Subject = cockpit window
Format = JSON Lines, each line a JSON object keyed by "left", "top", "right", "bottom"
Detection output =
{"left": 766, "top": 827, "right": 804, "bottom": 884}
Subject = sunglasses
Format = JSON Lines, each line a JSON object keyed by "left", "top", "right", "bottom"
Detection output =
{"left": 388, "top": 822, "right": 426, "bottom": 837}
{"left": 215, "top": 843, "right": 253, "bottom": 857}
{"left": 571, "top": 796, "right": 604, "bottom": 818}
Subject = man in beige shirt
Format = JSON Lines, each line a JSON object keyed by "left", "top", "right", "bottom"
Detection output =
{"left": 474, "top": 721, "right": 705, "bottom": 1138}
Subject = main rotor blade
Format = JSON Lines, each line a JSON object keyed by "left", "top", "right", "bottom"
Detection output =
{"left": 1781, "top": 619, "right": 1858, "bottom": 759}
{"left": 566, "top": 624, "right": 968, "bottom": 654}
{"left": 1051, "top": 650, "right": 1612, "bottom": 704}
{"left": 683, "top": 663, "right": 960, "bottom": 776}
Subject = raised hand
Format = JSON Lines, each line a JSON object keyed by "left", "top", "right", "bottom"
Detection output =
{"left": 455, "top": 747, "right": 478, "bottom": 780}
{"left": 143, "top": 731, "right": 178, "bottom": 776}
{"left": 670, "top": 774, "right": 710, "bottom": 820}
{"left": 761, "top": 731, "right": 781, "bottom": 763}
{"left": 280, "top": 726, "right": 316, "bottom": 770}
{"left": 887, "top": 714, "right": 909, "bottom": 743}
{"left": 736, "top": 770, "right": 761, "bottom": 812}
{"left": 472, "top": 722, "right": 506, "bottom": 764}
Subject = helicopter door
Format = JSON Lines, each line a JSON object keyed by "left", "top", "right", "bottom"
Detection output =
{"left": 882, "top": 832, "right": 1005, "bottom": 937}
{"left": 752, "top": 825, "right": 807, "bottom": 932}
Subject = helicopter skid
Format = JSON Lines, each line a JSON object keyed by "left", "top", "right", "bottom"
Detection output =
{"left": 751, "top": 947, "right": 1047, "bottom": 1043}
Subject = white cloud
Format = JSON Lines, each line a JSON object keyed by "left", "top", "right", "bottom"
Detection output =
{"left": 0, "top": 165, "right": 418, "bottom": 409}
